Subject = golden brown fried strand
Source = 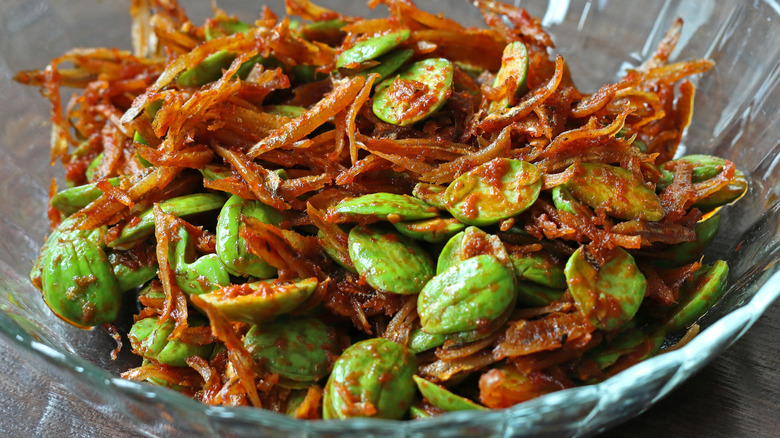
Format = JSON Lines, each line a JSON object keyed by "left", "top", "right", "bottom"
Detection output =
{"left": 249, "top": 76, "right": 367, "bottom": 157}
{"left": 153, "top": 206, "right": 190, "bottom": 339}
{"left": 191, "top": 293, "right": 264, "bottom": 408}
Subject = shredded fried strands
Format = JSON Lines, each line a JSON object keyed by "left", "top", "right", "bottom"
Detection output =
{"left": 21, "top": 0, "right": 739, "bottom": 420}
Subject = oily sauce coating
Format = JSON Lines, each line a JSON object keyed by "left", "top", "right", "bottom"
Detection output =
{"left": 17, "top": 0, "right": 745, "bottom": 420}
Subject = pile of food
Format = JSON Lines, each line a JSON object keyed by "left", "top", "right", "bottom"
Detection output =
{"left": 17, "top": 0, "right": 747, "bottom": 420}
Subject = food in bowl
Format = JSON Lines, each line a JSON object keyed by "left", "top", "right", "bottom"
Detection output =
{"left": 15, "top": 0, "right": 747, "bottom": 420}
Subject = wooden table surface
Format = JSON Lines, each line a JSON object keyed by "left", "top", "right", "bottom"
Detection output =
{"left": 603, "top": 297, "right": 780, "bottom": 438}
{"left": 0, "top": 297, "right": 777, "bottom": 437}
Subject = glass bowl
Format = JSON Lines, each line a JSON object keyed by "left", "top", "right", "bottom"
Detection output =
{"left": 1, "top": 0, "right": 778, "bottom": 436}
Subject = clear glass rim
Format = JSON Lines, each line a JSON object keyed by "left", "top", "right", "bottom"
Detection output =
{"left": 1, "top": 268, "right": 778, "bottom": 434}
{"left": 2, "top": 0, "right": 780, "bottom": 434}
